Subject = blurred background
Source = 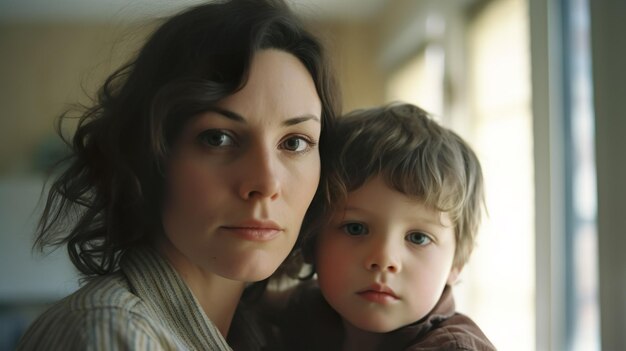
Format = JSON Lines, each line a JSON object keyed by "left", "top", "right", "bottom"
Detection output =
{"left": 0, "top": 0, "right": 624, "bottom": 350}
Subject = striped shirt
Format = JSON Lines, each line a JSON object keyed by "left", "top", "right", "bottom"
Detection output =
{"left": 17, "top": 247, "right": 232, "bottom": 350}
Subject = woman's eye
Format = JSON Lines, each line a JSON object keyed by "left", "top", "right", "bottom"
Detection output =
{"left": 198, "top": 130, "right": 236, "bottom": 147}
{"left": 281, "top": 136, "right": 314, "bottom": 153}
{"left": 406, "top": 232, "right": 432, "bottom": 246}
{"left": 341, "top": 222, "right": 368, "bottom": 236}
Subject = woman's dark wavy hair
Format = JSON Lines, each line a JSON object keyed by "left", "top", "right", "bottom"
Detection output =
{"left": 35, "top": 0, "right": 340, "bottom": 278}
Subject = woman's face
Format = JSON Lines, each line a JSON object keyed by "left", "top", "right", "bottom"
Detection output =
{"left": 161, "top": 49, "right": 322, "bottom": 282}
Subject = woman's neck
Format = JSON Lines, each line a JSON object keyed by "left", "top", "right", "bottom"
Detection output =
{"left": 184, "top": 268, "right": 246, "bottom": 337}
{"left": 341, "top": 321, "right": 384, "bottom": 351}
{"left": 157, "top": 242, "right": 246, "bottom": 337}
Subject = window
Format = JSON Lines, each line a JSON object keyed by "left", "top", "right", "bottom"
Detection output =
{"left": 386, "top": 43, "right": 445, "bottom": 118}
{"left": 386, "top": 1, "right": 534, "bottom": 350}
{"left": 562, "top": 0, "right": 600, "bottom": 349}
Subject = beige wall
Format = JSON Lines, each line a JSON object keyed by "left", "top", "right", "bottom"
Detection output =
{"left": 0, "top": 22, "right": 151, "bottom": 174}
{"left": 311, "top": 20, "right": 386, "bottom": 112}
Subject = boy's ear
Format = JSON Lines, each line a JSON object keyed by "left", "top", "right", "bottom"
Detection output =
{"left": 447, "top": 266, "right": 462, "bottom": 285}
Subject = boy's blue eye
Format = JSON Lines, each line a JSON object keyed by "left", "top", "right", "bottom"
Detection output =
{"left": 342, "top": 222, "right": 368, "bottom": 236}
{"left": 406, "top": 232, "right": 432, "bottom": 246}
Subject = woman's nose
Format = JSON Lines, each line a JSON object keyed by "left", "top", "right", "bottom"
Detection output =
{"left": 237, "top": 145, "right": 281, "bottom": 201}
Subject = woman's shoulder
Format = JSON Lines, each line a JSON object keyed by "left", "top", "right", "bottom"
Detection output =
{"left": 16, "top": 273, "right": 162, "bottom": 350}
{"left": 65, "top": 272, "right": 136, "bottom": 306}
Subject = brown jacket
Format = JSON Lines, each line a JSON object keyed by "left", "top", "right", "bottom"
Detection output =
{"left": 379, "top": 285, "right": 496, "bottom": 350}
{"left": 278, "top": 283, "right": 496, "bottom": 351}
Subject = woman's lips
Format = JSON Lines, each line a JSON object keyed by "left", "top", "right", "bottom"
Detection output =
{"left": 221, "top": 220, "right": 283, "bottom": 242}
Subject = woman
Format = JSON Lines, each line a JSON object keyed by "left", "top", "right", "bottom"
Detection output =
{"left": 17, "top": 0, "right": 339, "bottom": 349}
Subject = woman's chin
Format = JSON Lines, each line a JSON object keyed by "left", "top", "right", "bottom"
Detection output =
{"left": 217, "top": 256, "right": 284, "bottom": 282}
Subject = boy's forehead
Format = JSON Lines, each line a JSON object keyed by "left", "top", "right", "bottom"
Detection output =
{"left": 338, "top": 176, "right": 454, "bottom": 228}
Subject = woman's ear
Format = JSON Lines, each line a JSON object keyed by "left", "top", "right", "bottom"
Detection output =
{"left": 447, "top": 265, "right": 462, "bottom": 285}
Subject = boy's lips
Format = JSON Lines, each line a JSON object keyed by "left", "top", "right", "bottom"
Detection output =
{"left": 356, "top": 283, "right": 399, "bottom": 303}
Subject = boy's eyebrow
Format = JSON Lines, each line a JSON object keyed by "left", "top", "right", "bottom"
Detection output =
{"left": 343, "top": 206, "right": 368, "bottom": 214}
{"left": 342, "top": 206, "right": 380, "bottom": 219}
{"left": 209, "top": 107, "right": 320, "bottom": 125}
{"left": 343, "top": 206, "right": 450, "bottom": 228}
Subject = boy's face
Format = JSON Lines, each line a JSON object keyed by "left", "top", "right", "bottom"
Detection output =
{"left": 316, "top": 175, "right": 459, "bottom": 333}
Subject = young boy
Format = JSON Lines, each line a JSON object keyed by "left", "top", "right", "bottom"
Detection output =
{"left": 278, "top": 103, "right": 495, "bottom": 351}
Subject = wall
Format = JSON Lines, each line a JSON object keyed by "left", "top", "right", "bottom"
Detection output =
{"left": 309, "top": 20, "right": 386, "bottom": 112}
{"left": 0, "top": 21, "right": 151, "bottom": 174}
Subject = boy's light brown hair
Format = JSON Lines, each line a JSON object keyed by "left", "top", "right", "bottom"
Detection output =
{"left": 323, "top": 103, "right": 485, "bottom": 269}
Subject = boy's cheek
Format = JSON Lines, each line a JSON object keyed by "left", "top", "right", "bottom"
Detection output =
{"left": 316, "top": 232, "right": 348, "bottom": 266}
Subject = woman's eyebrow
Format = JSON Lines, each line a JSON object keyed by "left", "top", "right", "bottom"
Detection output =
{"left": 208, "top": 107, "right": 320, "bottom": 126}
{"left": 209, "top": 107, "right": 245, "bottom": 123}
{"left": 282, "top": 114, "right": 320, "bottom": 126}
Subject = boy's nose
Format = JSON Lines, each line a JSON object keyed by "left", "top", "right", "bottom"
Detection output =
{"left": 367, "top": 261, "right": 399, "bottom": 273}
{"left": 364, "top": 241, "right": 401, "bottom": 273}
